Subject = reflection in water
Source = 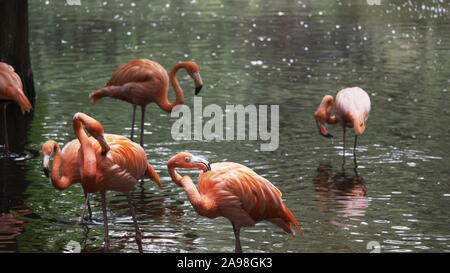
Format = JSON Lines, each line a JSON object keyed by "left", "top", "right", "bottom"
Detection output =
{"left": 0, "top": 153, "right": 34, "bottom": 252}
{"left": 313, "top": 165, "right": 370, "bottom": 227}
{"left": 0, "top": 212, "right": 26, "bottom": 253}
{"left": 0, "top": 208, "right": 33, "bottom": 253}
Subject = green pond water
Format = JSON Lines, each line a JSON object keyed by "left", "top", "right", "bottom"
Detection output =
{"left": 0, "top": 0, "right": 449, "bottom": 253}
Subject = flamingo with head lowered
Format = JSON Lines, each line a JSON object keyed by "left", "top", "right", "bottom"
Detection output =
{"left": 314, "top": 87, "right": 371, "bottom": 162}
{"left": 0, "top": 62, "right": 32, "bottom": 154}
{"left": 72, "top": 112, "right": 162, "bottom": 252}
{"left": 167, "top": 152, "right": 303, "bottom": 253}
{"left": 89, "top": 59, "right": 203, "bottom": 147}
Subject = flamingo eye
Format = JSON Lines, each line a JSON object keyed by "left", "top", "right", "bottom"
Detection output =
{"left": 185, "top": 157, "right": 191, "bottom": 162}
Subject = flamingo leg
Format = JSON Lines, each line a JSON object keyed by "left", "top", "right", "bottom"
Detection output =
{"left": 79, "top": 191, "right": 93, "bottom": 224}
{"left": 232, "top": 223, "right": 242, "bottom": 253}
{"left": 127, "top": 193, "right": 143, "bottom": 253}
{"left": 2, "top": 103, "right": 9, "bottom": 155}
{"left": 78, "top": 193, "right": 89, "bottom": 225}
{"left": 101, "top": 191, "right": 110, "bottom": 252}
{"left": 139, "top": 105, "right": 146, "bottom": 148}
{"left": 353, "top": 135, "right": 358, "bottom": 167}
{"left": 86, "top": 194, "right": 93, "bottom": 221}
{"left": 342, "top": 126, "right": 346, "bottom": 165}
{"left": 130, "top": 105, "right": 137, "bottom": 141}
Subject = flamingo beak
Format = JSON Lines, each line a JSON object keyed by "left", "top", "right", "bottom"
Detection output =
{"left": 42, "top": 155, "right": 50, "bottom": 177}
{"left": 316, "top": 120, "right": 333, "bottom": 138}
{"left": 43, "top": 167, "right": 50, "bottom": 178}
{"left": 191, "top": 156, "right": 211, "bottom": 172}
{"left": 192, "top": 72, "right": 203, "bottom": 95}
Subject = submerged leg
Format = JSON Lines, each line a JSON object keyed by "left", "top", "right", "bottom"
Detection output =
{"left": 353, "top": 135, "right": 358, "bottom": 167}
{"left": 79, "top": 192, "right": 93, "bottom": 224}
{"left": 130, "top": 105, "right": 137, "bottom": 141}
{"left": 232, "top": 223, "right": 242, "bottom": 253}
{"left": 140, "top": 106, "right": 146, "bottom": 148}
{"left": 2, "top": 104, "right": 9, "bottom": 154}
{"left": 87, "top": 196, "right": 93, "bottom": 222}
{"left": 127, "top": 193, "right": 143, "bottom": 253}
{"left": 342, "top": 127, "right": 346, "bottom": 165}
{"left": 101, "top": 191, "right": 110, "bottom": 252}
{"left": 84, "top": 191, "right": 93, "bottom": 222}
{"left": 78, "top": 193, "right": 89, "bottom": 225}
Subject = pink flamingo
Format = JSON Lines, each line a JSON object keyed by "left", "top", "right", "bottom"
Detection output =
{"left": 72, "top": 112, "right": 161, "bottom": 252}
{"left": 167, "top": 152, "right": 302, "bottom": 253}
{"left": 89, "top": 59, "right": 203, "bottom": 147}
{"left": 0, "top": 62, "right": 32, "bottom": 154}
{"left": 314, "top": 87, "right": 371, "bottom": 160}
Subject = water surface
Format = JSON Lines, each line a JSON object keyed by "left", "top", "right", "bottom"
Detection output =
{"left": 1, "top": 0, "right": 449, "bottom": 253}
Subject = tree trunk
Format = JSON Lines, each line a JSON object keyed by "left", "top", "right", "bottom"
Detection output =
{"left": 0, "top": 0, "right": 35, "bottom": 98}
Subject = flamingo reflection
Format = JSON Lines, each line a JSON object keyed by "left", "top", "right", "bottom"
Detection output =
{"left": 313, "top": 165, "right": 370, "bottom": 226}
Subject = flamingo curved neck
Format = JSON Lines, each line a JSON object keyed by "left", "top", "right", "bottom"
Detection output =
{"left": 159, "top": 63, "right": 187, "bottom": 112}
{"left": 169, "top": 167, "right": 211, "bottom": 217}
{"left": 73, "top": 118, "right": 97, "bottom": 189}
{"left": 50, "top": 147, "right": 72, "bottom": 190}
{"left": 168, "top": 167, "right": 183, "bottom": 184}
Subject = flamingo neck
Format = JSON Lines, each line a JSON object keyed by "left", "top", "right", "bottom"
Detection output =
{"left": 159, "top": 63, "right": 186, "bottom": 112}
{"left": 324, "top": 98, "right": 338, "bottom": 124}
{"left": 168, "top": 167, "right": 183, "bottom": 185}
{"left": 323, "top": 97, "right": 334, "bottom": 119}
{"left": 50, "top": 144, "right": 71, "bottom": 190}
{"left": 169, "top": 167, "right": 211, "bottom": 217}
{"left": 73, "top": 120, "right": 97, "bottom": 189}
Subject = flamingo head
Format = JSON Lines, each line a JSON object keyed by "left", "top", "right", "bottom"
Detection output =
{"left": 353, "top": 115, "right": 367, "bottom": 135}
{"left": 41, "top": 140, "right": 60, "bottom": 177}
{"left": 183, "top": 62, "right": 203, "bottom": 95}
{"left": 73, "top": 112, "right": 110, "bottom": 156}
{"left": 167, "top": 152, "right": 211, "bottom": 172}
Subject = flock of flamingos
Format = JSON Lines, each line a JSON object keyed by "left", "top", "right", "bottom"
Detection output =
{"left": 0, "top": 59, "right": 371, "bottom": 253}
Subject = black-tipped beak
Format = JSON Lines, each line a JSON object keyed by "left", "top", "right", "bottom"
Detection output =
{"left": 195, "top": 85, "right": 203, "bottom": 95}
{"left": 192, "top": 156, "right": 211, "bottom": 172}
{"left": 320, "top": 132, "right": 333, "bottom": 138}
{"left": 43, "top": 167, "right": 50, "bottom": 178}
{"left": 192, "top": 72, "right": 203, "bottom": 95}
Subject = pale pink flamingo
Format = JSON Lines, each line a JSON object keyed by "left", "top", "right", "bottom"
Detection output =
{"left": 314, "top": 87, "right": 371, "bottom": 161}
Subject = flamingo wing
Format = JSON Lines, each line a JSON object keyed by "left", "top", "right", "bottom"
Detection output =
{"left": 88, "top": 134, "right": 158, "bottom": 192}
{"left": 200, "top": 163, "right": 301, "bottom": 234}
{"left": 96, "top": 157, "right": 139, "bottom": 193}
{"left": 89, "top": 59, "right": 168, "bottom": 106}
{"left": 335, "top": 87, "right": 371, "bottom": 122}
{"left": 106, "top": 59, "right": 167, "bottom": 86}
